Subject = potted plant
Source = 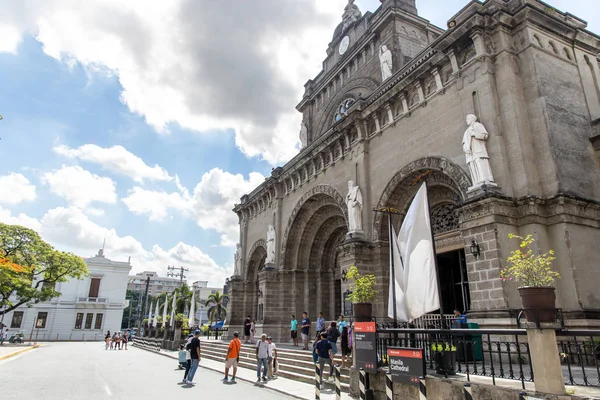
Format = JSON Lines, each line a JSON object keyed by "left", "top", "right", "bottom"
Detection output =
{"left": 500, "top": 234, "right": 560, "bottom": 323}
{"left": 345, "top": 265, "right": 378, "bottom": 320}
{"left": 431, "top": 342, "right": 457, "bottom": 375}
{"left": 174, "top": 313, "right": 186, "bottom": 329}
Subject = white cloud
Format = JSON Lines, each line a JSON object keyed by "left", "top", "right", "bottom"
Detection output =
{"left": 120, "top": 168, "right": 264, "bottom": 246}
{"left": 191, "top": 169, "right": 265, "bottom": 246}
{"left": 0, "top": 172, "right": 37, "bottom": 204}
{"left": 41, "top": 165, "right": 117, "bottom": 209}
{"left": 0, "top": 205, "right": 230, "bottom": 287}
{"left": 54, "top": 144, "right": 172, "bottom": 183}
{"left": 122, "top": 186, "right": 192, "bottom": 221}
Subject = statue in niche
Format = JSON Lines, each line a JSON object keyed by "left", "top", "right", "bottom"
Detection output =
{"left": 265, "top": 225, "right": 276, "bottom": 265}
{"left": 379, "top": 45, "right": 393, "bottom": 81}
{"left": 462, "top": 114, "right": 495, "bottom": 186}
{"left": 299, "top": 122, "right": 308, "bottom": 148}
{"left": 342, "top": 0, "right": 362, "bottom": 32}
{"left": 346, "top": 180, "right": 363, "bottom": 232}
{"left": 233, "top": 243, "right": 242, "bottom": 276}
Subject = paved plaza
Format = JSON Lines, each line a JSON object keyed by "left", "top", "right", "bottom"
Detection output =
{"left": 0, "top": 342, "right": 299, "bottom": 400}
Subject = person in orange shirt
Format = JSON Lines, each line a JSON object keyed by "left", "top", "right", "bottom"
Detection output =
{"left": 222, "top": 331, "right": 242, "bottom": 383}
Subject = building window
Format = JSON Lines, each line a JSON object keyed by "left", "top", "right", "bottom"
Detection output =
{"left": 74, "top": 313, "right": 84, "bottom": 329}
{"left": 36, "top": 312, "right": 48, "bottom": 329}
{"left": 10, "top": 311, "right": 23, "bottom": 328}
{"left": 89, "top": 278, "right": 101, "bottom": 298}
{"left": 334, "top": 98, "right": 355, "bottom": 122}
{"left": 84, "top": 313, "right": 94, "bottom": 329}
{"left": 94, "top": 314, "right": 104, "bottom": 330}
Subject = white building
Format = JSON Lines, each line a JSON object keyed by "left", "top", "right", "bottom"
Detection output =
{"left": 2, "top": 248, "right": 131, "bottom": 341}
{"left": 191, "top": 281, "right": 225, "bottom": 326}
{"left": 127, "top": 271, "right": 182, "bottom": 297}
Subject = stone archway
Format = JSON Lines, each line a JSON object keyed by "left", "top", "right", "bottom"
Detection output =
{"left": 372, "top": 156, "right": 471, "bottom": 241}
{"left": 280, "top": 185, "right": 348, "bottom": 321}
{"left": 244, "top": 241, "right": 267, "bottom": 324}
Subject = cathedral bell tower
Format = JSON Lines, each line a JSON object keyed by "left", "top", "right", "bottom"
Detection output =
{"left": 379, "top": 0, "right": 417, "bottom": 15}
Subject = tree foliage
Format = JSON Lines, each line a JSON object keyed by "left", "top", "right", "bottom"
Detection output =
{"left": 500, "top": 234, "right": 559, "bottom": 288}
{"left": 0, "top": 223, "right": 88, "bottom": 315}
{"left": 205, "top": 291, "right": 228, "bottom": 325}
{"left": 345, "top": 265, "right": 378, "bottom": 304}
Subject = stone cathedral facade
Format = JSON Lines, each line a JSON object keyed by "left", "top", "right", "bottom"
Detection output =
{"left": 226, "top": 0, "right": 600, "bottom": 341}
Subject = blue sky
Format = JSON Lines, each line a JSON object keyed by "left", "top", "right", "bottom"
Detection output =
{"left": 0, "top": 0, "right": 597, "bottom": 286}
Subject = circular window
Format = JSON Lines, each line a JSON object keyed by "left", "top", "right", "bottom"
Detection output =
{"left": 334, "top": 98, "right": 355, "bottom": 122}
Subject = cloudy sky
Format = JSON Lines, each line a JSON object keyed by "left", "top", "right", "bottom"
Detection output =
{"left": 0, "top": 0, "right": 597, "bottom": 287}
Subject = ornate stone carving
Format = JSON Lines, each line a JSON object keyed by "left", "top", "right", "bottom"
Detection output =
{"left": 431, "top": 204, "right": 459, "bottom": 235}
{"left": 462, "top": 114, "right": 495, "bottom": 188}
{"left": 265, "top": 225, "right": 276, "bottom": 265}
{"left": 299, "top": 122, "right": 308, "bottom": 148}
{"left": 372, "top": 157, "right": 471, "bottom": 241}
{"left": 342, "top": 0, "right": 362, "bottom": 32}
{"left": 233, "top": 243, "right": 242, "bottom": 276}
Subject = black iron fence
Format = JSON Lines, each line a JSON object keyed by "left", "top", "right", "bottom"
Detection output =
{"left": 375, "top": 327, "right": 600, "bottom": 388}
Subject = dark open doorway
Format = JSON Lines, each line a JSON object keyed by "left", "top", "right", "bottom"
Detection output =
{"left": 437, "top": 249, "right": 470, "bottom": 314}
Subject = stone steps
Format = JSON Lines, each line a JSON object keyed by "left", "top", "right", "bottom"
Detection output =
{"left": 200, "top": 341, "right": 351, "bottom": 391}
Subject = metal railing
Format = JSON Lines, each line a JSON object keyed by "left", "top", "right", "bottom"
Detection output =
{"left": 376, "top": 327, "right": 600, "bottom": 388}
{"left": 76, "top": 297, "right": 108, "bottom": 303}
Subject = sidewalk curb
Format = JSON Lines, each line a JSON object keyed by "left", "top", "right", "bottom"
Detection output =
{"left": 0, "top": 344, "right": 40, "bottom": 361}
{"left": 134, "top": 345, "right": 307, "bottom": 400}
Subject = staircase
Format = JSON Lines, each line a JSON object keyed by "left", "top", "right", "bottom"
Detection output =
{"left": 200, "top": 340, "right": 351, "bottom": 392}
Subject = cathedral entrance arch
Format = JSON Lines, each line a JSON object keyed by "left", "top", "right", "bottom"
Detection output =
{"left": 280, "top": 185, "right": 348, "bottom": 322}
{"left": 373, "top": 157, "right": 473, "bottom": 314}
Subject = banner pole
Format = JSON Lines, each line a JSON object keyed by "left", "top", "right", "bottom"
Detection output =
{"left": 388, "top": 212, "right": 398, "bottom": 328}
{"left": 424, "top": 179, "right": 446, "bottom": 329}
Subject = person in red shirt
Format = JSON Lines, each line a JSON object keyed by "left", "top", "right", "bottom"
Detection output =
{"left": 222, "top": 331, "right": 242, "bottom": 383}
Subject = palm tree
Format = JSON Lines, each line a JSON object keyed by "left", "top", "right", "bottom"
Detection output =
{"left": 205, "top": 291, "right": 228, "bottom": 327}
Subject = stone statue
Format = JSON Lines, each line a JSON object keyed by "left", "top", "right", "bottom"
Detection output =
{"left": 342, "top": 0, "right": 362, "bottom": 32}
{"left": 462, "top": 114, "right": 495, "bottom": 186}
{"left": 299, "top": 122, "right": 308, "bottom": 148}
{"left": 346, "top": 180, "right": 363, "bottom": 232}
{"left": 379, "top": 45, "right": 393, "bottom": 81}
{"left": 265, "top": 225, "right": 276, "bottom": 265}
{"left": 234, "top": 243, "right": 242, "bottom": 276}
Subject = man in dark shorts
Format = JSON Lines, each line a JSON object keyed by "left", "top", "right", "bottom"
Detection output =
{"left": 301, "top": 312, "right": 311, "bottom": 350}
{"left": 244, "top": 316, "right": 252, "bottom": 344}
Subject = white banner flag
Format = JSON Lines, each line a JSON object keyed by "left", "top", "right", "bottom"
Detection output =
{"left": 387, "top": 183, "right": 440, "bottom": 322}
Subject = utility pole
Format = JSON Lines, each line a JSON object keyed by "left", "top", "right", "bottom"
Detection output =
{"left": 137, "top": 277, "right": 150, "bottom": 335}
{"left": 167, "top": 265, "right": 189, "bottom": 286}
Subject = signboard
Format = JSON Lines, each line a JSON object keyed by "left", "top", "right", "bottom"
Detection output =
{"left": 387, "top": 347, "right": 425, "bottom": 386}
{"left": 354, "top": 321, "right": 377, "bottom": 373}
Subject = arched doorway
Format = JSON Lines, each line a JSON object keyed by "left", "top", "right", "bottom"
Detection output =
{"left": 373, "top": 157, "right": 472, "bottom": 314}
{"left": 245, "top": 241, "right": 266, "bottom": 323}
{"left": 280, "top": 185, "right": 348, "bottom": 321}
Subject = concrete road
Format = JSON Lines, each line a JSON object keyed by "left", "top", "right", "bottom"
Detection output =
{"left": 0, "top": 342, "right": 296, "bottom": 400}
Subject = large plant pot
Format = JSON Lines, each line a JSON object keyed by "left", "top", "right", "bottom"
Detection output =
{"left": 518, "top": 286, "right": 556, "bottom": 323}
{"left": 175, "top": 320, "right": 183, "bottom": 329}
{"left": 353, "top": 303, "right": 372, "bottom": 321}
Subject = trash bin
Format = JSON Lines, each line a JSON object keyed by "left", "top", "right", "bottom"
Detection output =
{"left": 468, "top": 322, "right": 483, "bottom": 361}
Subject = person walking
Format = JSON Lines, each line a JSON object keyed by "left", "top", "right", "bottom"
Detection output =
{"left": 122, "top": 331, "right": 129, "bottom": 350}
{"left": 256, "top": 334, "right": 269, "bottom": 382}
{"left": 341, "top": 326, "right": 351, "bottom": 368}
{"left": 314, "top": 332, "right": 334, "bottom": 384}
{"left": 111, "top": 331, "right": 116, "bottom": 350}
{"left": 222, "top": 331, "right": 241, "bottom": 383}
{"left": 250, "top": 319, "right": 256, "bottom": 342}
{"left": 326, "top": 321, "right": 340, "bottom": 355}
{"left": 181, "top": 334, "right": 193, "bottom": 383}
{"left": 316, "top": 312, "right": 325, "bottom": 337}
{"left": 105, "top": 331, "right": 111, "bottom": 350}
{"left": 337, "top": 315, "right": 348, "bottom": 333}
{"left": 115, "top": 332, "right": 121, "bottom": 350}
{"left": 267, "top": 336, "right": 278, "bottom": 379}
{"left": 290, "top": 315, "right": 298, "bottom": 347}
{"left": 301, "top": 312, "right": 311, "bottom": 350}
{"left": 185, "top": 330, "right": 202, "bottom": 385}
{"left": 311, "top": 332, "right": 321, "bottom": 364}
{"left": 1, "top": 327, "right": 8, "bottom": 345}
{"left": 244, "top": 316, "right": 252, "bottom": 344}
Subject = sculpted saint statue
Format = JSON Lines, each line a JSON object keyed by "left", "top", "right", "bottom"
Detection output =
{"left": 265, "top": 225, "right": 276, "bottom": 264}
{"left": 462, "top": 114, "right": 495, "bottom": 186}
{"left": 346, "top": 181, "right": 363, "bottom": 232}
{"left": 234, "top": 243, "right": 242, "bottom": 276}
{"left": 342, "top": 0, "right": 362, "bottom": 32}
{"left": 379, "top": 45, "right": 393, "bottom": 81}
{"left": 299, "top": 122, "right": 308, "bottom": 148}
